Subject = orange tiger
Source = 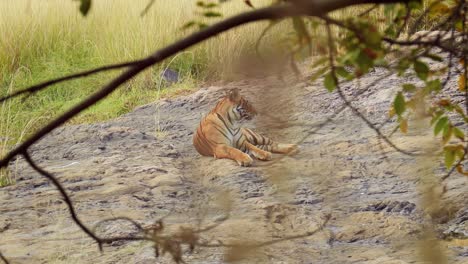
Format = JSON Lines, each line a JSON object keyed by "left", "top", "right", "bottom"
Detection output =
{"left": 193, "top": 88, "right": 298, "bottom": 166}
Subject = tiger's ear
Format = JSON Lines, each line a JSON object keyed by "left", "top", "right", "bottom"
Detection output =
{"left": 227, "top": 88, "right": 241, "bottom": 102}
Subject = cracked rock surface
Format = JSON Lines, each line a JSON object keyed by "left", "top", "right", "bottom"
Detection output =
{"left": 0, "top": 65, "right": 466, "bottom": 263}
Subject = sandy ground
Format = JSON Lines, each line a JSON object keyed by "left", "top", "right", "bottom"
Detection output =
{"left": 0, "top": 64, "right": 467, "bottom": 263}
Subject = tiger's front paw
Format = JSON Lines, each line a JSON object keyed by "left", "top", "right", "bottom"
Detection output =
{"left": 259, "top": 151, "right": 272, "bottom": 161}
{"left": 237, "top": 154, "right": 254, "bottom": 167}
{"left": 286, "top": 144, "right": 299, "bottom": 155}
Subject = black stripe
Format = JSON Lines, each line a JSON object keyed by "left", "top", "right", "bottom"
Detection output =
{"left": 213, "top": 124, "right": 230, "bottom": 139}
{"left": 244, "top": 128, "right": 258, "bottom": 145}
{"left": 232, "top": 127, "right": 241, "bottom": 137}
{"left": 235, "top": 134, "right": 245, "bottom": 149}
{"left": 226, "top": 111, "right": 233, "bottom": 126}
{"left": 215, "top": 113, "right": 233, "bottom": 136}
{"left": 231, "top": 107, "right": 238, "bottom": 119}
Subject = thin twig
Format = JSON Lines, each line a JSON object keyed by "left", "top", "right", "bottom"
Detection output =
{"left": 358, "top": 4, "right": 378, "bottom": 17}
{"left": 22, "top": 151, "right": 104, "bottom": 250}
{"left": 395, "top": 3, "right": 411, "bottom": 38}
{"left": 0, "top": 61, "right": 138, "bottom": 103}
{"left": 0, "top": 252, "right": 9, "bottom": 264}
{"left": 198, "top": 213, "right": 330, "bottom": 248}
{"left": 93, "top": 217, "right": 145, "bottom": 234}
{"left": 325, "top": 20, "right": 415, "bottom": 156}
{"left": 140, "top": 0, "right": 156, "bottom": 17}
{"left": 0, "top": 0, "right": 412, "bottom": 169}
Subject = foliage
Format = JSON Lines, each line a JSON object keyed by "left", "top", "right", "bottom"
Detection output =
{"left": 0, "top": 0, "right": 287, "bottom": 151}
{"left": 0, "top": 0, "right": 467, "bottom": 263}
{"left": 306, "top": 0, "right": 468, "bottom": 173}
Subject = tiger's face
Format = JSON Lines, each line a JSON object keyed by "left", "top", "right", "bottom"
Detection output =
{"left": 226, "top": 88, "right": 257, "bottom": 120}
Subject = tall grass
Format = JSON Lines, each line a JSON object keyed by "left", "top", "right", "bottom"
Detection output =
{"left": 0, "top": 0, "right": 399, "bottom": 186}
{"left": 0, "top": 0, "right": 286, "bottom": 157}
{"left": 0, "top": 0, "right": 293, "bottom": 185}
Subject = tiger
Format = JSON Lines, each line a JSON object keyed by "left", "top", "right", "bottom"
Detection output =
{"left": 193, "top": 88, "right": 298, "bottom": 166}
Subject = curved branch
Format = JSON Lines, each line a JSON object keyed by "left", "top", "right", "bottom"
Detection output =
{"left": 0, "top": 0, "right": 410, "bottom": 169}
{"left": 199, "top": 213, "right": 330, "bottom": 248}
{"left": 93, "top": 217, "right": 144, "bottom": 234}
{"left": 0, "top": 251, "right": 9, "bottom": 264}
{"left": 22, "top": 151, "right": 104, "bottom": 250}
{"left": 0, "top": 61, "right": 139, "bottom": 103}
{"left": 324, "top": 19, "right": 415, "bottom": 156}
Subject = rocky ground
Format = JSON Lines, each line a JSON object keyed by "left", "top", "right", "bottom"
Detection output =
{"left": 0, "top": 64, "right": 467, "bottom": 263}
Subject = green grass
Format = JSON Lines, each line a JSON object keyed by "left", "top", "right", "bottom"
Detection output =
{"left": 0, "top": 0, "right": 425, "bottom": 186}
{"left": 0, "top": 0, "right": 292, "bottom": 186}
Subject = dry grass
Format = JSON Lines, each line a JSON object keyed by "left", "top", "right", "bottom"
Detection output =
{"left": 0, "top": 1, "right": 414, "bottom": 187}
{"left": 0, "top": 0, "right": 287, "bottom": 185}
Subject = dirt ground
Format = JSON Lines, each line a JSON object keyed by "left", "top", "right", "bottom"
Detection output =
{"left": 0, "top": 63, "right": 467, "bottom": 263}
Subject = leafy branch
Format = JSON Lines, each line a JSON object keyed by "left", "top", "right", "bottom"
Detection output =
{"left": 1, "top": 1, "right": 416, "bottom": 262}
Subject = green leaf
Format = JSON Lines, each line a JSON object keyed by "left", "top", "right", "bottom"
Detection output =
{"left": 324, "top": 72, "right": 337, "bottom": 92}
{"left": 408, "top": 0, "right": 423, "bottom": 10}
{"left": 453, "top": 127, "right": 465, "bottom": 140}
{"left": 434, "top": 116, "right": 448, "bottom": 136}
{"left": 384, "top": 25, "right": 397, "bottom": 38}
{"left": 397, "top": 59, "right": 411, "bottom": 76}
{"left": 365, "top": 29, "right": 381, "bottom": 46}
{"left": 292, "top": 17, "right": 310, "bottom": 44}
{"left": 79, "top": 0, "right": 92, "bottom": 16}
{"left": 424, "top": 53, "right": 443, "bottom": 62}
{"left": 198, "top": 22, "right": 208, "bottom": 30}
{"left": 443, "top": 124, "right": 453, "bottom": 144}
{"left": 402, "top": 83, "right": 416, "bottom": 92}
{"left": 444, "top": 148, "right": 455, "bottom": 169}
{"left": 426, "top": 79, "right": 441, "bottom": 92}
{"left": 336, "top": 67, "right": 353, "bottom": 80}
{"left": 455, "top": 20, "right": 463, "bottom": 31}
{"left": 196, "top": 1, "right": 217, "bottom": 8}
{"left": 182, "top": 21, "right": 197, "bottom": 30}
{"left": 414, "top": 60, "right": 429, "bottom": 81}
{"left": 340, "top": 49, "right": 360, "bottom": 65}
{"left": 384, "top": 4, "right": 397, "bottom": 17}
{"left": 310, "top": 67, "right": 327, "bottom": 82}
{"left": 203, "top": 11, "right": 222, "bottom": 17}
{"left": 204, "top": 3, "right": 218, "bottom": 8}
{"left": 394, "top": 92, "right": 406, "bottom": 116}
{"left": 311, "top": 57, "right": 328, "bottom": 69}
{"left": 356, "top": 50, "right": 374, "bottom": 74}
{"left": 430, "top": 111, "right": 443, "bottom": 125}
{"left": 455, "top": 147, "right": 465, "bottom": 160}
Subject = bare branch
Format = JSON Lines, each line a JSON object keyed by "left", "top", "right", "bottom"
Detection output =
{"left": 0, "top": 0, "right": 411, "bottom": 169}
{"left": 141, "top": 0, "right": 156, "bottom": 16}
{"left": 324, "top": 19, "right": 415, "bottom": 156}
{"left": 358, "top": 4, "right": 378, "bottom": 17}
{"left": 199, "top": 213, "right": 330, "bottom": 248}
{"left": 0, "top": 251, "right": 9, "bottom": 264}
{"left": 93, "top": 217, "right": 145, "bottom": 234}
{"left": 395, "top": 3, "right": 411, "bottom": 38}
{"left": 0, "top": 61, "right": 138, "bottom": 103}
{"left": 22, "top": 151, "right": 104, "bottom": 250}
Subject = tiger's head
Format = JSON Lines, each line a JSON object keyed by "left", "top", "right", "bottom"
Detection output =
{"left": 225, "top": 88, "right": 257, "bottom": 120}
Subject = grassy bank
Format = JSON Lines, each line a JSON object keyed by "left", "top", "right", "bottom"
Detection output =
{"left": 0, "top": 0, "right": 423, "bottom": 185}
{"left": 0, "top": 0, "right": 292, "bottom": 184}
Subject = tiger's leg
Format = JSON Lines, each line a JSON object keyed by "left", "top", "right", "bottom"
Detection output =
{"left": 245, "top": 142, "right": 272, "bottom": 161}
{"left": 243, "top": 128, "right": 299, "bottom": 155}
{"left": 213, "top": 144, "right": 254, "bottom": 167}
{"left": 270, "top": 143, "right": 299, "bottom": 155}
